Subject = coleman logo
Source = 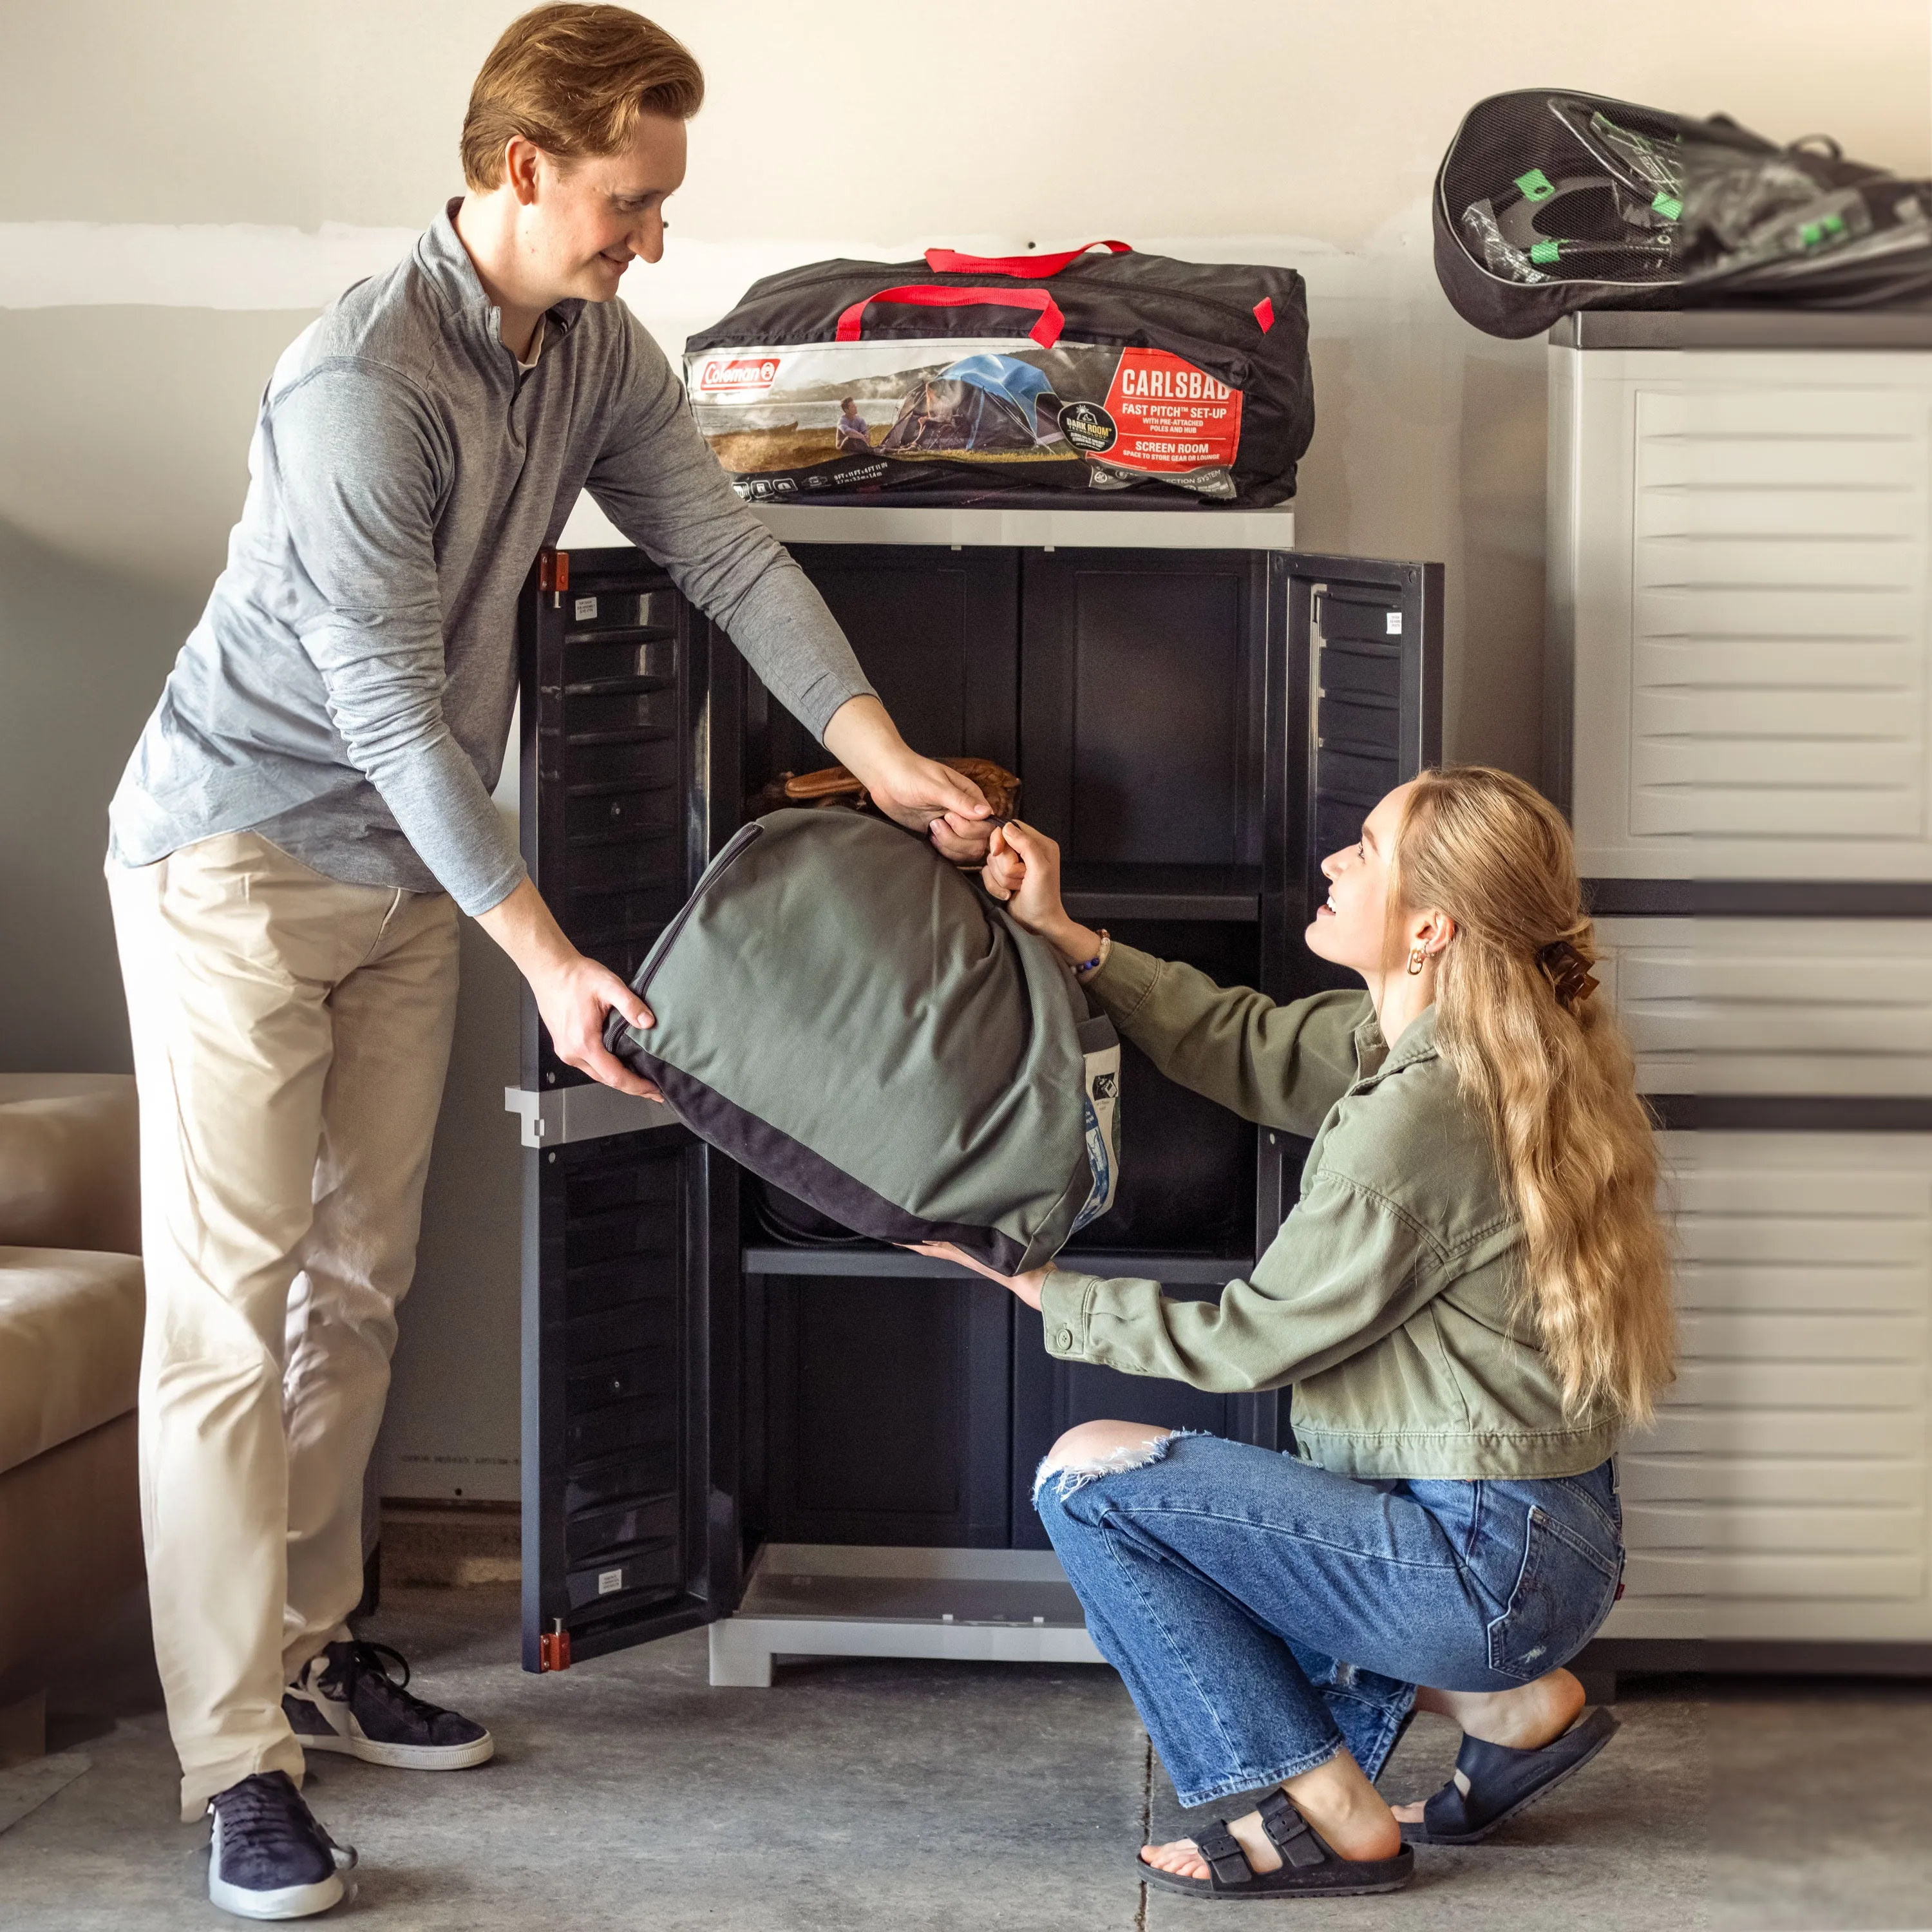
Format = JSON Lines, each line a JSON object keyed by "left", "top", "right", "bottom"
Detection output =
{"left": 697, "top": 356, "right": 781, "bottom": 392}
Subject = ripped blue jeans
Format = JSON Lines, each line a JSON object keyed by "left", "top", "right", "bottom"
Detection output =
{"left": 1034, "top": 1432, "right": 1623, "bottom": 1810}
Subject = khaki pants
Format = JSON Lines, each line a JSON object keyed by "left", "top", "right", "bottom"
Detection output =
{"left": 108, "top": 833, "right": 460, "bottom": 1821}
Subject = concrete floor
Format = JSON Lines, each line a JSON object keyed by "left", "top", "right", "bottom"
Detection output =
{"left": 1, "top": 1583, "right": 1927, "bottom": 1931}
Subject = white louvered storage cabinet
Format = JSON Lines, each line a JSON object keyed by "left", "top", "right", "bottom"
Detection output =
{"left": 1548, "top": 315, "right": 1932, "bottom": 882}
{"left": 1605, "top": 1135, "right": 1932, "bottom": 1645}
{"left": 1551, "top": 312, "right": 1932, "bottom": 1670}
{"left": 1594, "top": 916, "right": 1932, "bottom": 1097}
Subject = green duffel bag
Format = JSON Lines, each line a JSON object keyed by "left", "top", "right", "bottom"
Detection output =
{"left": 603, "top": 808, "right": 1120, "bottom": 1273}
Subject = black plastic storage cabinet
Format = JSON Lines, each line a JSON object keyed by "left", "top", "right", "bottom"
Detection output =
{"left": 515, "top": 518, "right": 1441, "bottom": 1676}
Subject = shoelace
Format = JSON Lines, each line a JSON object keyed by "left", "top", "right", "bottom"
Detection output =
{"left": 210, "top": 1772, "right": 337, "bottom": 1859}
{"left": 320, "top": 1640, "right": 449, "bottom": 1722}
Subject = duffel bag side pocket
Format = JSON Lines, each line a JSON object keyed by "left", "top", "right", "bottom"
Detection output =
{"left": 1070, "top": 1015, "right": 1122, "bottom": 1233}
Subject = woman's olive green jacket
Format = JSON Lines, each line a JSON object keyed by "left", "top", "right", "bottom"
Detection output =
{"left": 1037, "top": 943, "right": 1618, "bottom": 1481}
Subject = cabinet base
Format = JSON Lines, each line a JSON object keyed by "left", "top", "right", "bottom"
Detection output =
{"left": 710, "top": 1543, "right": 1106, "bottom": 1687}
{"left": 1577, "top": 1637, "right": 1932, "bottom": 1681}
{"left": 710, "top": 1557, "right": 1932, "bottom": 1692}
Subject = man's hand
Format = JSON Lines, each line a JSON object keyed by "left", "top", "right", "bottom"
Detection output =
{"left": 476, "top": 877, "right": 663, "bottom": 1100}
{"left": 904, "top": 1240, "right": 1050, "bottom": 1309}
{"left": 824, "top": 695, "right": 992, "bottom": 862}
{"left": 526, "top": 950, "right": 661, "bottom": 1099}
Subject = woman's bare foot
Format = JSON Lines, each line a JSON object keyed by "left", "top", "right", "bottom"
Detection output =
{"left": 1388, "top": 1667, "right": 1588, "bottom": 1824}
{"left": 1139, "top": 1748, "right": 1403, "bottom": 1880}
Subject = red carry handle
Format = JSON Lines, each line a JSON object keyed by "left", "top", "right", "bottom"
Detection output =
{"left": 923, "top": 239, "right": 1132, "bottom": 279}
{"left": 834, "top": 283, "right": 1065, "bottom": 348}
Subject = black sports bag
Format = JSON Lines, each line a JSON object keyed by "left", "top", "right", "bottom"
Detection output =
{"left": 682, "top": 240, "right": 1312, "bottom": 506}
{"left": 1435, "top": 88, "right": 1932, "bottom": 339}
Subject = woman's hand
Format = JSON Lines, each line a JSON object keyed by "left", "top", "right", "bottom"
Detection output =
{"left": 824, "top": 695, "right": 992, "bottom": 862}
{"left": 981, "top": 822, "right": 1026, "bottom": 905}
{"left": 983, "top": 821, "right": 1103, "bottom": 969}
{"left": 904, "top": 1240, "right": 1050, "bottom": 1309}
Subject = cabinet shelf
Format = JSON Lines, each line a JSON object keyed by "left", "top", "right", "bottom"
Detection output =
{"left": 1058, "top": 864, "right": 1261, "bottom": 923}
{"left": 741, "top": 1245, "right": 1251, "bottom": 1283}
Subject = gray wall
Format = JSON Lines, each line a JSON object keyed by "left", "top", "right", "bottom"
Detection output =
{"left": 0, "top": 308, "right": 311, "bottom": 1070}
{"left": 0, "top": 519, "right": 195, "bottom": 1070}
{"left": 4, "top": 0, "right": 1927, "bottom": 1497}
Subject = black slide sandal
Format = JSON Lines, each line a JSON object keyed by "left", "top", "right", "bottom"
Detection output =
{"left": 1400, "top": 1705, "right": 1620, "bottom": 1845}
{"left": 1139, "top": 1788, "right": 1414, "bottom": 1900}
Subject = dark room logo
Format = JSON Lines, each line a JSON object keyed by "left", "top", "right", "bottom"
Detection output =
{"left": 1058, "top": 401, "right": 1117, "bottom": 453}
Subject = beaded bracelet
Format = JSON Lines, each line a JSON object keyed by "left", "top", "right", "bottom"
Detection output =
{"left": 1073, "top": 929, "right": 1112, "bottom": 980}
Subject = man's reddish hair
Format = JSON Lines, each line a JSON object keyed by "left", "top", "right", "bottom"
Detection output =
{"left": 460, "top": 5, "right": 703, "bottom": 191}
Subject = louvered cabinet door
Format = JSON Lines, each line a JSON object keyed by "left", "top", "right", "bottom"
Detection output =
{"left": 1553, "top": 348, "right": 1932, "bottom": 881}
{"left": 516, "top": 549, "right": 745, "bottom": 1672}
{"left": 1607, "top": 1133, "right": 1932, "bottom": 1643}
{"left": 1595, "top": 918, "right": 1932, "bottom": 1099}
{"left": 1269, "top": 551, "right": 1444, "bottom": 1001}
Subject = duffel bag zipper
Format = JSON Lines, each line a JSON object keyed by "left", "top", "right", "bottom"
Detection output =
{"left": 627, "top": 821, "right": 765, "bottom": 1005}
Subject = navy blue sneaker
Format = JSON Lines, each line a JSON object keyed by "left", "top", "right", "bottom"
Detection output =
{"left": 206, "top": 1770, "right": 352, "bottom": 1920}
{"left": 284, "top": 1640, "right": 494, "bottom": 1771}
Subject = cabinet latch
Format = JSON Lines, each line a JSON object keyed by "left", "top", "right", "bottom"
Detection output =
{"left": 538, "top": 1619, "right": 573, "bottom": 1672}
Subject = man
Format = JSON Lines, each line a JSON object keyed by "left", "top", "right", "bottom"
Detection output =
{"left": 835, "top": 395, "right": 872, "bottom": 454}
{"left": 106, "top": 5, "right": 988, "bottom": 1918}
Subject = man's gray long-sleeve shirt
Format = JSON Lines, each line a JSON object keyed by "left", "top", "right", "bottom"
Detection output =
{"left": 108, "top": 204, "right": 873, "bottom": 914}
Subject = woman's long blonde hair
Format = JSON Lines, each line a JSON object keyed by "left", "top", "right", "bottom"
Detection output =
{"left": 1391, "top": 766, "right": 1675, "bottom": 1424}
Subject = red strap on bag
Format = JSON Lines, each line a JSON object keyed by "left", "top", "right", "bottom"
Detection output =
{"left": 922, "top": 239, "right": 1132, "bottom": 278}
{"left": 834, "top": 284, "right": 1065, "bottom": 348}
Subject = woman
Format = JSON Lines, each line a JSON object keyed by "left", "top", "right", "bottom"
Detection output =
{"left": 922, "top": 765, "right": 1674, "bottom": 1900}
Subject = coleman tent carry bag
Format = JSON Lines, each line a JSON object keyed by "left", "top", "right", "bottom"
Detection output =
{"left": 603, "top": 810, "right": 1121, "bottom": 1274}
{"left": 1435, "top": 88, "right": 1932, "bottom": 339}
{"left": 683, "top": 240, "right": 1312, "bottom": 506}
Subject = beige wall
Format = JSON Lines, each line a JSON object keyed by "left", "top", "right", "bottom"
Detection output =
{"left": 5, "top": 1, "right": 1928, "bottom": 739}
{"left": 6, "top": 1, "right": 1926, "bottom": 230}
{"left": 3, "top": 0, "right": 1926, "bottom": 1493}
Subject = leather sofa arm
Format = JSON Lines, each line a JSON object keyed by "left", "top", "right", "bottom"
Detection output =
{"left": 0, "top": 1078, "right": 140, "bottom": 1256}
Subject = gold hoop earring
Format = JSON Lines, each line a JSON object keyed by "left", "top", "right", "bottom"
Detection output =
{"left": 1406, "top": 945, "right": 1426, "bottom": 976}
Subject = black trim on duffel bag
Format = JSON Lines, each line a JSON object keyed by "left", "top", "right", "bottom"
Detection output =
{"left": 630, "top": 1054, "right": 1031, "bottom": 1278}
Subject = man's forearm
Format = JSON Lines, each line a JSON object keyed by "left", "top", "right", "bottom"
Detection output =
{"left": 821, "top": 694, "right": 901, "bottom": 782}
{"left": 475, "top": 876, "right": 574, "bottom": 981}
{"left": 475, "top": 877, "right": 661, "bottom": 1099}
{"left": 302, "top": 629, "right": 529, "bottom": 915}
{"left": 822, "top": 696, "right": 994, "bottom": 859}
{"left": 585, "top": 331, "right": 875, "bottom": 744}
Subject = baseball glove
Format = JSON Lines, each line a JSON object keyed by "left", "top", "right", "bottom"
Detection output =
{"left": 749, "top": 756, "right": 1019, "bottom": 826}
